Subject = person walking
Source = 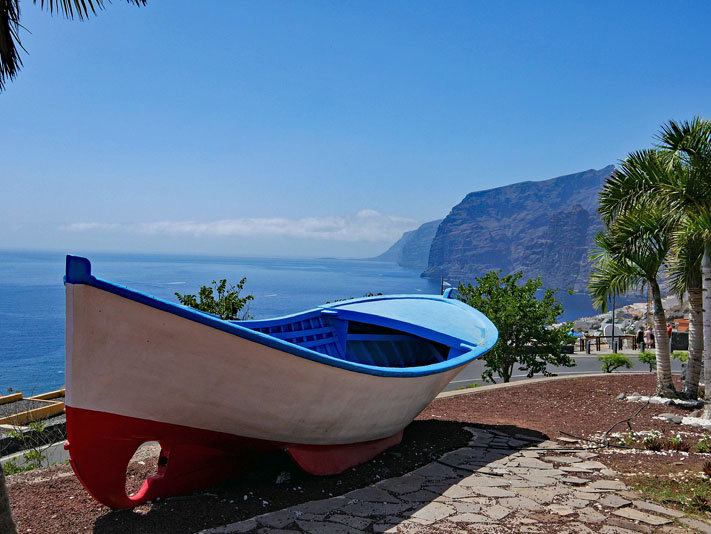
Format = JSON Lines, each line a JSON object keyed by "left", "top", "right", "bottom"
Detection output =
{"left": 644, "top": 327, "right": 655, "bottom": 349}
{"left": 636, "top": 327, "right": 645, "bottom": 350}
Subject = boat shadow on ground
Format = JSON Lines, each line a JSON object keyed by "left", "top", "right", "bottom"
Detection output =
{"left": 92, "top": 420, "right": 546, "bottom": 534}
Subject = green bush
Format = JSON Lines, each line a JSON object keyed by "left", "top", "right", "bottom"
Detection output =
{"left": 598, "top": 353, "right": 633, "bottom": 373}
{"left": 457, "top": 383, "right": 480, "bottom": 390}
{"left": 3, "top": 459, "right": 27, "bottom": 475}
{"left": 696, "top": 435, "right": 711, "bottom": 454}
{"left": 2, "top": 444, "right": 48, "bottom": 475}
{"left": 672, "top": 350, "right": 689, "bottom": 363}
{"left": 638, "top": 350, "right": 656, "bottom": 372}
{"left": 175, "top": 278, "right": 254, "bottom": 320}
{"left": 643, "top": 431, "right": 663, "bottom": 451}
{"left": 4, "top": 421, "right": 49, "bottom": 474}
{"left": 666, "top": 433, "right": 689, "bottom": 452}
{"left": 617, "top": 430, "right": 637, "bottom": 447}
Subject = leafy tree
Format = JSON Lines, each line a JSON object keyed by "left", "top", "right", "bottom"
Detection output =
{"left": 175, "top": 279, "right": 254, "bottom": 321}
{"left": 457, "top": 271, "right": 574, "bottom": 383}
{"left": 1, "top": 0, "right": 146, "bottom": 91}
{"left": 598, "top": 353, "right": 633, "bottom": 373}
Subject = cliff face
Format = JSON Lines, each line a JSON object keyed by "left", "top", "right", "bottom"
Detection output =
{"left": 372, "top": 219, "right": 443, "bottom": 270}
{"left": 423, "top": 166, "right": 614, "bottom": 291}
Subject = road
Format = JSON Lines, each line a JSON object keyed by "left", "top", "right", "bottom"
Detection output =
{"left": 443, "top": 353, "right": 684, "bottom": 392}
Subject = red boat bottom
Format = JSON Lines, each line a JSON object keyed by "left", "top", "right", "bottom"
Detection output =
{"left": 286, "top": 431, "right": 403, "bottom": 475}
{"left": 65, "top": 407, "right": 404, "bottom": 509}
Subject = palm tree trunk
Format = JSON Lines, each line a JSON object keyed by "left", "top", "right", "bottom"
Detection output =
{"left": 703, "top": 244, "right": 711, "bottom": 418}
{"left": 651, "top": 280, "right": 675, "bottom": 396}
{"left": 684, "top": 286, "right": 703, "bottom": 399}
{"left": 0, "top": 465, "right": 17, "bottom": 534}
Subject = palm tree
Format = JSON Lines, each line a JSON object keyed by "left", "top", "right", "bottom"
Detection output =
{"left": 666, "top": 232, "right": 704, "bottom": 399}
{"left": 592, "top": 152, "right": 677, "bottom": 396}
{"left": 1, "top": 0, "right": 146, "bottom": 91}
{"left": 589, "top": 221, "right": 675, "bottom": 396}
{"left": 657, "top": 118, "right": 711, "bottom": 415}
{"left": 676, "top": 214, "right": 711, "bottom": 416}
{"left": 599, "top": 143, "right": 705, "bottom": 398}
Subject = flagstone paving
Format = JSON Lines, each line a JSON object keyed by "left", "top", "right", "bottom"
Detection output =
{"left": 198, "top": 428, "right": 711, "bottom": 534}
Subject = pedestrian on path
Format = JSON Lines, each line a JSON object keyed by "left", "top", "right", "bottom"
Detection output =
{"left": 644, "top": 327, "right": 655, "bottom": 349}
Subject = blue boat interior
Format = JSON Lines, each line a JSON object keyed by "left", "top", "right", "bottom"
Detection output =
{"left": 242, "top": 311, "right": 452, "bottom": 368}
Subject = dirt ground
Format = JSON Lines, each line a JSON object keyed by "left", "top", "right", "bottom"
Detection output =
{"left": 7, "top": 373, "right": 710, "bottom": 533}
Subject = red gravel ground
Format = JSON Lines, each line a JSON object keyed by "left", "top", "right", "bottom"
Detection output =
{"left": 8, "top": 373, "right": 710, "bottom": 533}
{"left": 421, "top": 373, "right": 709, "bottom": 474}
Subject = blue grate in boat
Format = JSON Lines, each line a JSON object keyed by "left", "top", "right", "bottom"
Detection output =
{"left": 250, "top": 315, "right": 343, "bottom": 358}
{"left": 245, "top": 313, "right": 448, "bottom": 368}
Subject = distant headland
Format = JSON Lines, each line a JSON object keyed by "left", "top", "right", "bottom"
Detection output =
{"left": 372, "top": 165, "right": 615, "bottom": 292}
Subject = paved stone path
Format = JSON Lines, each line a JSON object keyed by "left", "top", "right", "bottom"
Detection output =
{"left": 198, "top": 428, "right": 711, "bottom": 534}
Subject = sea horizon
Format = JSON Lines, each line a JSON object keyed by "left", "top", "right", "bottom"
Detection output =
{"left": 0, "top": 246, "right": 379, "bottom": 262}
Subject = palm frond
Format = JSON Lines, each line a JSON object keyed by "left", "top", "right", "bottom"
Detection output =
{"left": 598, "top": 206, "right": 672, "bottom": 276}
{"left": 0, "top": 0, "right": 22, "bottom": 91}
{"left": 588, "top": 201, "right": 671, "bottom": 312}
{"left": 679, "top": 210, "right": 711, "bottom": 243}
{"left": 35, "top": 0, "right": 146, "bottom": 21}
{"left": 657, "top": 117, "right": 711, "bottom": 176}
{"left": 667, "top": 230, "right": 703, "bottom": 297}
{"left": 598, "top": 149, "right": 676, "bottom": 226}
{"left": 0, "top": 0, "right": 146, "bottom": 91}
{"left": 588, "top": 253, "right": 645, "bottom": 312}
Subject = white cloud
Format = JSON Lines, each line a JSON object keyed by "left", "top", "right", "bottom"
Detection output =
{"left": 61, "top": 210, "right": 418, "bottom": 242}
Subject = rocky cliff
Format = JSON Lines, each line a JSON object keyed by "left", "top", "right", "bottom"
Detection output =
{"left": 372, "top": 219, "right": 443, "bottom": 270}
{"left": 423, "top": 166, "right": 614, "bottom": 291}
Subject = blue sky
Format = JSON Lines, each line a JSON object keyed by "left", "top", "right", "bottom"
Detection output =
{"left": 2, "top": 1, "right": 710, "bottom": 257}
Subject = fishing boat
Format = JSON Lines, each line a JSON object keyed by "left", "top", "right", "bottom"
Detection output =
{"left": 63, "top": 255, "right": 497, "bottom": 508}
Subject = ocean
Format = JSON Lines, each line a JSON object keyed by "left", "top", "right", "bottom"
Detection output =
{"left": 0, "top": 250, "right": 600, "bottom": 395}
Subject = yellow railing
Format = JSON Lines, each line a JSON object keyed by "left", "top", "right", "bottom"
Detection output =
{"left": 0, "top": 389, "right": 66, "bottom": 426}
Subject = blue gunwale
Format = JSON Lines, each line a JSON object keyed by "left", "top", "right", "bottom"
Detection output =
{"left": 65, "top": 255, "right": 497, "bottom": 378}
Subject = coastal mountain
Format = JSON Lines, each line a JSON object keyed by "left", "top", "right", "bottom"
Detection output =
{"left": 371, "top": 219, "right": 443, "bottom": 270}
{"left": 423, "top": 166, "right": 614, "bottom": 291}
